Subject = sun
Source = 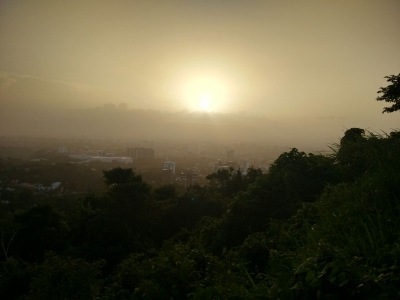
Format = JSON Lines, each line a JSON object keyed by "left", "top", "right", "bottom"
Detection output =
{"left": 199, "top": 94, "right": 211, "bottom": 110}
{"left": 178, "top": 73, "right": 230, "bottom": 112}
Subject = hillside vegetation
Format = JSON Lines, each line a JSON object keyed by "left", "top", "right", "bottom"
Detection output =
{"left": 1, "top": 129, "right": 400, "bottom": 299}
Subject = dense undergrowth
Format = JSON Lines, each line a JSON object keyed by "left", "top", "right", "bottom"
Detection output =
{"left": 1, "top": 129, "right": 400, "bottom": 299}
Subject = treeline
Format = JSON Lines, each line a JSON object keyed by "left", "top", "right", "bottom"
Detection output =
{"left": 1, "top": 129, "right": 400, "bottom": 299}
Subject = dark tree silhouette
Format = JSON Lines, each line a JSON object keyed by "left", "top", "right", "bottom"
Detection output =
{"left": 103, "top": 167, "right": 139, "bottom": 185}
{"left": 340, "top": 128, "right": 365, "bottom": 144}
{"left": 377, "top": 73, "right": 400, "bottom": 113}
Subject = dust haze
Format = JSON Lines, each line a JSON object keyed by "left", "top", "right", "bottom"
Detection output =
{"left": 1, "top": 0, "right": 400, "bottom": 148}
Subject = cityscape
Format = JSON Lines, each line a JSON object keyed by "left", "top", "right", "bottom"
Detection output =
{"left": 0, "top": 1, "right": 399, "bottom": 299}
{"left": 0, "top": 135, "right": 291, "bottom": 195}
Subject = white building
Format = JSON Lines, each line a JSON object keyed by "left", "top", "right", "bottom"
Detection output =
{"left": 163, "top": 161, "right": 176, "bottom": 174}
{"left": 51, "top": 182, "right": 61, "bottom": 190}
{"left": 243, "top": 160, "right": 250, "bottom": 171}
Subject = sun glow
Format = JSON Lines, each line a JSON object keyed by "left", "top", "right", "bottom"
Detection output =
{"left": 178, "top": 73, "right": 230, "bottom": 112}
{"left": 199, "top": 94, "right": 211, "bottom": 110}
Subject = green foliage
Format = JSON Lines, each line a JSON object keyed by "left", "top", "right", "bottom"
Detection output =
{"left": 268, "top": 148, "right": 339, "bottom": 203}
{"left": 67, "top": 193, "right": 152, "bottom": 271}
{"left": 206, "top": 167, "right": 246, "bottom": 198}
{"left": 239, "top": 232, "right": 272, "bottom": 270}
{"left": 10, "top": 204, "right": 69, "bottom": 263}
{"left": 154, "top": 184, "right": 177, "bottom": 201}
{"left": 103, "top": 167, "right": 140, "bottom": 186}
{"left": 110, "top": 243, "right": 201, "bottom": 299}
{"left": 0, "top": 258, "right": 34, "bottom": 299}
{"left": 199, "top": 148, "right": 338, "bottom": 251}
{"left": 340, "top": 127, "right": 365, "bottom": 143}
{"left": 279, "top": 131, "right": 400, "bottom": 299}
{"left": 244, "top": 167, "right": 264, "bottom": 186}
{"left": 308, "top": 175, "right": 400, "bottom": 262}
{"left": 2, "top": 127, "right": 400, "bottom": 299}
{"left": 105, "top": 169, "right": 151, "bottom": 214}
{"left": 335, "top": 128, "right": 368, "bottom": 181}
{"left": 336, "top": 128, "right": 400, "bottom": 181}
{"left": 376, "top": 73, "right": 400, "bottom": 113}
{"left": 29, "top": 253, "right": 104, "bottom": 300}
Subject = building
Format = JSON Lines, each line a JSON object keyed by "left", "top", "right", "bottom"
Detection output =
{"left": 243, "top": 160, "right": 250, "bottom": 171}
{"left": 163, "top": 161, "right": 176, "bottom": 174}
{"left": 162, "top": 161, "right": 176, "bottom": 184}
{"left": 127, "top": 147, "right": 155, "bottom": 159}
{"left": 162, "top": 168, "right": 173, "bottom": 184}
{"left": 179, "top": 173, "right": 198, "bottom": 188}
{"left": 51, "top": 182, "right": 61, "bottom": 190}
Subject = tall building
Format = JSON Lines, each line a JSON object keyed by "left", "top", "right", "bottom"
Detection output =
{"left": 162, "top": 168, "right": 173, "bottom": 184}
{"left": 243, "top": 160, "right": 250, "bottom": 171}
{"left": 127, "top": 147, "right": 134, "bottom": 157}
{"left": 162, "top": 161, "right": 176, "bottom": 184}
{"left": 163, "top": 161, "right": 176, "bottom": 174}
{"left": 179, "top": 173, "right": 198, "bottom": 188}
{"left": 127, "top": 147, "right": 155, "bottom": 159}
{"left": 146, "top": 148, "right": 155, "bottom": 158}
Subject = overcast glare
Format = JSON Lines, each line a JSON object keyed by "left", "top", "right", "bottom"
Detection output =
{"left": 1, "top": 0, "right": 399, "bottom": 147}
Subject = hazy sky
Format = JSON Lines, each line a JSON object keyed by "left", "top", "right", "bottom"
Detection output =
{"left": 0, "top": 0, "right": 399, "bottom": 145}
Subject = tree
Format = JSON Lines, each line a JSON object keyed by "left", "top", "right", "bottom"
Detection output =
{"left": 11, "top": 204, "right": 68, "bottom": 262}
{"left": 340, "top": 128, "right": 365, "bottom": 144}
{"left": 377, "top": 73, "right": 400, "bottom": 113}
{"left": 103, "top": 167, "right": 139, "bottom": 185}
{"left": 268, "top": 148, "right": 338, "bottom": 203}
{"left": 29, "top": 254, "right": 104, "bottom": 300}
{"left": 206, "top": 167, "right": 245, "bottom": 197}
{"left": 103, "top": 167, "right": 151, "bottom": 213}
{"left": 154, "top": 184, "right": 177, "bottom": 201}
